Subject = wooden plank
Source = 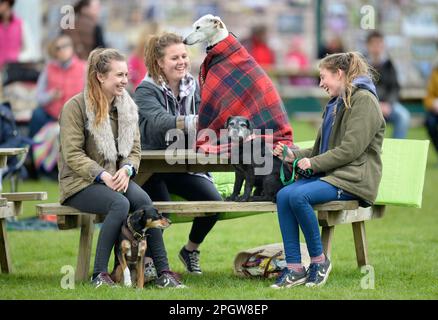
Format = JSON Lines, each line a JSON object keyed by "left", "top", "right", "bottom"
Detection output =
{"left": 75, "top": 215, "right": 95, "bottom": 282}
{"left": 154, "top": 201, "right": 277, "bottom": 214}
{"left": 0, "top": 198, "right": 8, "bottom": 207}
{"left": 0, "top": 207, "right": 14, "bottom": 273}
{"left": 37, "top": 204, "right": 83, "bottom": 215}
{"left": 0, "top": 148, "right": 28, "bottom": 156}
{"left": 1, "top": 192, "right": 48, "bottom": 201}
{"left": 313, "top": 200, "right": 359, "bottom": 211}
{"left": 321, "top": 226, "right": 334, "bottom": 259}
{"left": 352, "top": 221, "right": 369, "bottom": 267}
{"left": 37, "top": 201, "right": 379, "bottom": 216}
{"left": 317, "top": 205, "right": 385, "bottom": 227}
{"left": 0, "top": 203, "right": 16, "bottom": 219}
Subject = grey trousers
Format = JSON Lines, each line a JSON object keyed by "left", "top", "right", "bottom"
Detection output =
{"left": 65, "top": 181, "right": 170, "bottom": 276}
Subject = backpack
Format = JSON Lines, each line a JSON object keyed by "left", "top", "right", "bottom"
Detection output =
{"left": 0, "top": 101, "right": 32, "bottom": 179}
{"left": 233, "top": 243, "right": 310, "bottom": 278}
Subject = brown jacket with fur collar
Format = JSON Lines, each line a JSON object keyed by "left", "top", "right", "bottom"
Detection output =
{"left": 58, "top": 89, "right": 140, "bottom": 204}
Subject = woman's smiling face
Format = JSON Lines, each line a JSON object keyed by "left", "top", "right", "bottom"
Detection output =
{"left": 319, "top": 67, "right": 345, "bottom": 97}
{"left": 98, "top": 60, "right": 129, "bottom": 99}
{"left": 158, "top": 43, "right": 190, "bottom": 84}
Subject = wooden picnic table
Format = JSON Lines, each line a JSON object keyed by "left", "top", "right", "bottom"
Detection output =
{"left": 134, "top": 149, "right": 234, "bottom": 186}
{"left": 0, "top": 147, "right": 28, "bottom": 168}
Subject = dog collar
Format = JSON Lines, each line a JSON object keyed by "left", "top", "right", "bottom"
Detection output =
{"left": 127, "top": 216, "right": 145, "bottom": 241}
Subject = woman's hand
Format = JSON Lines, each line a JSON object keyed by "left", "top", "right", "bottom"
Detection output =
{"left": 112, "top": 168, "right": 130, "bottom": 193}
{"left": 273, "top": 142, "right": 295, "bottom": 163}
{"left": 100, "top": 171, "right": 117, "bottom": 190}
{"left": 297, "top": 157, "right": 312, "bottom": 170}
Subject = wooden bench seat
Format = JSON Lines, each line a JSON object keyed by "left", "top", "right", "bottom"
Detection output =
{"left": 0, "top": 192, "right": 48, "bottom": 274}
{"left": 36, "top": 200, "right": 385, "bottom": 282}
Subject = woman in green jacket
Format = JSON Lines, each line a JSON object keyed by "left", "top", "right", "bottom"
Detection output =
{"left": 58, "top": 48, "right": 185, "bottom": 288}
{"left": 271, "top": 52, "right": 385, "bottom": 288}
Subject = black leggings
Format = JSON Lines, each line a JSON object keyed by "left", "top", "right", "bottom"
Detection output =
{"left": 142, "top": 173, "right": 222, "bottom": 244}
{"left": 64, "top": 181, "right": 170, "bottom": 275}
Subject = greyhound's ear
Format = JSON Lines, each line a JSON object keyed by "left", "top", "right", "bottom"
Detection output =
{"left": 212, "top": 16, "right": 225, "bottom": 29}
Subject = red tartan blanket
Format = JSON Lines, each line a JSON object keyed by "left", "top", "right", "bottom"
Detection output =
{"left": 196, "top": 34, "right": 294, "bottom": 154}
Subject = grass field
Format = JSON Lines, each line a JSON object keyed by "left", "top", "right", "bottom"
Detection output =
{"left": 1, "top": 121, "right": 437, "bottom": 300}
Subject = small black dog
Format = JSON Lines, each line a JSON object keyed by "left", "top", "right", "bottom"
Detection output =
{"left": 225, "top": 116, "right": 311, "bottom": 202}
{"left": 111, "top": 205, "right": 171, "bottom": 288}
{"left": 224, "top": 116, "right": 284, "bottom": 202}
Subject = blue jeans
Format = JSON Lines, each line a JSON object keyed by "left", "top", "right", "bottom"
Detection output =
{"left": 276, "top": 177, "right": 357, "bottom": 264}
{"left": 386, "top": 102, "right": 411, "bottom": 139}
{"left": 425, "top": 111, "right": 438, "bottom": 153}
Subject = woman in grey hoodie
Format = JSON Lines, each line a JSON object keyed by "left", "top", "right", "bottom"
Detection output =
{"left": 134, "top": 32, "right": 222, "bottom": 275}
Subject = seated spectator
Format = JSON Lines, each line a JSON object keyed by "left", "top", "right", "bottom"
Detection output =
{"left": 424, "top": 65, "right": 438, "bottom": 159}
{"left": 63, "top": 0, "right": 106, "bottom": 60}
{"left": 284, "top": 36, "right": 315, "bottom": 86}
{"left": 318, "top": 36, "right": 344, "bottom": 59}
{"left": 365, "top": 31, "right": 410, "bottom": 139}
{"left": 127, "top": 23, "right": 159, "bottom": 93}
{"left": 242, "top": 25, "right": 275, "bottom": 70}
{"left": 27, "top": 34, "right": 86, "bottom": 180}
{"left": 29, "top": 34, "right": 86, "bottom": 138}
{"left": 0, "top": 0, "right": 33, "bottom": 69}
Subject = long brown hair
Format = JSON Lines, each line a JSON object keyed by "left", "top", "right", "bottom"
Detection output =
{"left": 86, "top": 48, "right": 125, "bottom": 126}
{"left": 319, "top": 51, "right": 376, "bottom": 109}
{"left": 144, "top": 32, "right": 184, "bottom": 84}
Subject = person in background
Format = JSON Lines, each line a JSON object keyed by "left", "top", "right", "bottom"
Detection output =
{"left": 0, "top": 0, "right": 32, "bottom": 69}
{"left": 127, "top": 23, "right": 159, "bottom": 93}
{"left": 272, "top": 52, "right": 385, "bottom": 288}
{"left": 284, "top": 36, "right": 314, "bottom": 86}
{"left": 242, "top": 25, "right": 275, "bottom": 70}
{"left": 134, "top": 32, "right": 222, "bottom": 276}
{"left": 63, "top": 0, "right": 106, "bottom": 60}
{"left": 318, "top": 36, "right": 345, "bottom": 59}
{"left": 423, "top": 64, "right": 438, "bottom": 160}
{"left": 366, "top": 30, "right": 410, "bottom": 139}
{"left": 59, "top": 48, "right": 185, "bottom": 288}
{"left": 29, "top": 34, "right": 86, "bottom": 138}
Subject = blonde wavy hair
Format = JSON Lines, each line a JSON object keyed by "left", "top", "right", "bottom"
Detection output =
{"left": 144, "top": 32, "right": 185, "bottom": 84}
{"left": 86, "top": 48, "right": 126, "bottom": 126}
{"left": 319, "top": 51, "right": 376, "bottom": 109}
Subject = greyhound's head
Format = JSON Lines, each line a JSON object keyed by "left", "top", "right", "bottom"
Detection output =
{"left": 183, "top": 14, "right": 229, "bottom": 47}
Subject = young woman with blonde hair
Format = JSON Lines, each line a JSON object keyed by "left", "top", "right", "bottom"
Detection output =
{"left": 59, "top": 48, "right": 185, "bottom": 288}
{"left": 272, "top": 52, "right": 385, "bottom": 288}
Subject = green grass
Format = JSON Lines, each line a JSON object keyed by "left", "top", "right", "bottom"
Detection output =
{"left": 1, "top": 121, "right": 438, "bottom": 299}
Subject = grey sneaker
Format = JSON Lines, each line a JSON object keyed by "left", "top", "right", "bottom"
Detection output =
{"left": 155, "top": 271, "right": 187, "bottom": 289}
{"left": 91, "top": 272, "right": 119, "bottom": 288}
{"left": 179, "top": 247, "right": 202, "bottom": 274}
{"left": 305, "top": 256, "right": 332, "bottom": 287}
{"left": 270, "top": 267, "right": 307, "bottom": 289}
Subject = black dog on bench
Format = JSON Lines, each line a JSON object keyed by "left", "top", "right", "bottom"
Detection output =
{"left": 224, "top": 116, "right": 293, "bottom": 202}
{"left": 111, "top": 205, "right": 171, "bottom": 288}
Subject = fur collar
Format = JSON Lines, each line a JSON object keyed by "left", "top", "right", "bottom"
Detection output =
{"left": 84, "top": 87, "right": 138, "bottom": 162}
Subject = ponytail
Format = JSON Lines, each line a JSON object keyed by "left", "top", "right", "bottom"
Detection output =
{"left": 319, "top": 51, "right": 376, "bottom": 109}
